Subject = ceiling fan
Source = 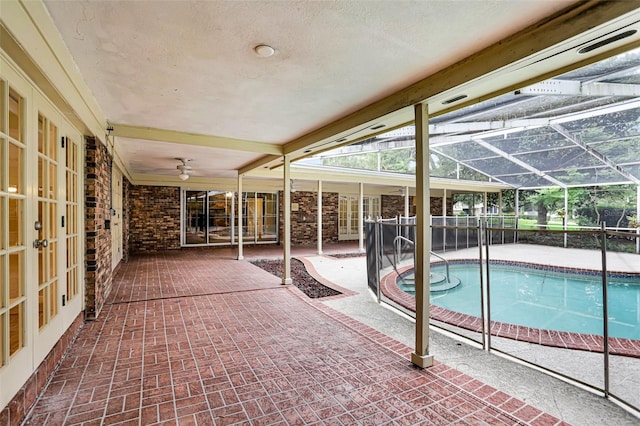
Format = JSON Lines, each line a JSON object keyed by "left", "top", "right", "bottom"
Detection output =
{"left": 176, "top": 158, "right": 192, "bottom": 181}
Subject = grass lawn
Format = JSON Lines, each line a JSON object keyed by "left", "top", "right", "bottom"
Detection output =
{"left": 517, "top": 218, "right": 579, "bottom": 230}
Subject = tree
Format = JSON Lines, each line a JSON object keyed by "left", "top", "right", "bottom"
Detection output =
{"left": 572, "top": 184, "right": 637, "bottom": 227}
{"left": 526, "top": 188, "right": 567, "bottom": 228}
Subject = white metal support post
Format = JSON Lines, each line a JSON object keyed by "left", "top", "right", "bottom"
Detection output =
{"left": 515, "top": 189, "right": 520, "bottom": 242}
{"left": 483, "top": 192, "right": 488, "bottom": 217}
{"left": 317, "top": 180, "right": 323, "bottom": 255}
{"left": 442, "top": 188, "right": 447, "bottom": 252}
{"left": 564, "top": 188, "right": 569, "bottom": 248}
{"left": 412, "top": 102, "right": 434, "bottom": 368}
{"left": 237, "top": 173, "right": 244, "bottom": 260}
{"left": 283, "top": 156, "right": 292, "bottom": 284}
{"left": 636, "top": 185, "right": 640, "bottom": 254}
{"left": 404, "top": 186, "right": 410, "bottom": 218}
{"left": 358, "top": 182, "right": 365, "bottom": 252}
{"left": 443, "top": 189, "right": 447, "bottom": 216}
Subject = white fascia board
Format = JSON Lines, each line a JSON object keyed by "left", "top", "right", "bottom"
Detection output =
{"left": 247, "top": 164, "right": 510, "bottom": 192}
{"left": 112, "top": 124, "right": 282, "bottom": 155}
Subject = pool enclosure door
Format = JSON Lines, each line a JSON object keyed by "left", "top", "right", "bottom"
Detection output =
{"left": 0, "top": 62, "right": 84, "bottom": 409}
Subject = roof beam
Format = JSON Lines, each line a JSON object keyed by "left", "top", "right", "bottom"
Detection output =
{"left": 430, "top": 147, "right": 512, "bottom": 186}
{"left": 111, "top": 123, "right": 283, "bottom": 155}
{"left": 430, "top": 97, "right": 640, "bottom": 146}
{"left": 518, "top": 79, "right": 640, "bottom": 97}
{"left": 550, "top": 123, "right": 640, "bottom": 185}
{"left": 474, "top": 138, "right": 566, "bottom": 188}
{"left": 238, "top": 154, "right": 281, "bottom": 175}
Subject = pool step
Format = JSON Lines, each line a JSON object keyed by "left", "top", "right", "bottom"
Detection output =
{"left": 398, "top": 272, "right": 461, "bottom": 292}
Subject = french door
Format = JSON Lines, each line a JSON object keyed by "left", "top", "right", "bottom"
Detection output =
{"left": 338, "top": 195, "right": 380, "bottom": 240}
{"left": 111, "top": 166, "right": 123, "bottom": 269}
{"left": 0, "top": 57, "right": 83, "bottom": 408}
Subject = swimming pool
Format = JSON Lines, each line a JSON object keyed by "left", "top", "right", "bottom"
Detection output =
{"left": 399, "top": 263, "right": 640, "bottom": 340}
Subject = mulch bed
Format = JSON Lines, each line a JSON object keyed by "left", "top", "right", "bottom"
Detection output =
{"left": 250, "top": 258, "right": 341, "bottom": 298}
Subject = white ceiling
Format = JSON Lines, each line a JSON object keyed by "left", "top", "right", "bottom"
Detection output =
{"left": 40, "top": 0, "right": 586, "bottom": 181}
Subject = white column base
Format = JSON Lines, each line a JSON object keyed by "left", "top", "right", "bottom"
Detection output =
{"left": 411, "top": 352, "right": 434, "bottom": 369}
{"left": 237, "top": 255, "right": 244, "bottom": 260}
{"left": 282, "top": 278, "right": 293, "bottom": 285}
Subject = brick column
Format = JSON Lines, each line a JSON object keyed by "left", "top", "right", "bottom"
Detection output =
{"left": 85, "top": 136, "right": 113, "bottom": 320}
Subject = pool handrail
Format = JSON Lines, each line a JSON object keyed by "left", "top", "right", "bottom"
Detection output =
{"left": 392, "top": 235, "right": 451, "bottom": 283}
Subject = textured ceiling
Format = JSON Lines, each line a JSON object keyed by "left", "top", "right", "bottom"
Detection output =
{"left": 42, "top": 0, "right": 578, "bottom": 179}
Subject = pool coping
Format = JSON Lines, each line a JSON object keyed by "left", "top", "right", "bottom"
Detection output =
{"left": 381, "top": 260, "right": 640, "bottom": 358}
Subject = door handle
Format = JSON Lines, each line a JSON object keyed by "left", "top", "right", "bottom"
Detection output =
{"left": 33, "top": 239, "right": 49, "bottom": 249}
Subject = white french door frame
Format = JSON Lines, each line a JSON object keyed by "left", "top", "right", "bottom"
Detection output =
{"left": 338, "top": 194, "right": 380, "bottom": 241}
{"left": 0, "top": 53, "right": 85, "bottom": 409}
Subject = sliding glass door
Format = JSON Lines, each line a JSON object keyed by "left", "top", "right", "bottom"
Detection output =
{"left": 182, "top": 190, "right": 277, "bottom": 246}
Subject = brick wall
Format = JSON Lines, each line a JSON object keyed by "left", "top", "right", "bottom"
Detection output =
{"left": 129, "top": 185, "right": 181, "bottom": 253}
{"left": 122, "top": 178, "right": 132, "bottom": 262}
{"left": 381, "top": 194, "right": 415, "bottom": 217}
{"left": 85, "top": 136, "right": 113, "bottom": 320}
{"left": 381, "top": 194, "right": 453, "bottom": 218}
{"left": 278, "top": 191, "right": 339, "bottom": 245}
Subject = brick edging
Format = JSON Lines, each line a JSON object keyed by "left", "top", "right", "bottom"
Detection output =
{"left": 294, "top": 255, "right": 359, "bottom": 300}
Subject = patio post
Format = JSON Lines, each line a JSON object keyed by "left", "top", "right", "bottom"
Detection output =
{"left": 564, "top": 187, "right": 569, "bottom": 248}
{"left": 515, "top": 189, "right": 520, "bottom": 243}
{"left": 283, "top": 156, "right": 292, "bottom": 284}
{"left": 237, "top": 173, "right": 243, "bottom": 260}
{"left": 636, "top": 185, "right": 640, "bottom": 254}
{"left": 404, "top": 186, "right": 410, "bottom": 218}
{"left": 317, "top": 180, "right": 323, "bottom": 255}
{"left": 483, "top": 192, "right": 488, "bottom": 217}
{"left": 443, "top": 188, "right": 447, "bottom": 252}
{"left": 359, "top": 182, "right": 365, "bottom": 252}
{"left": 411, "top": 102, "right": 434, "bottom": 368}
{"left": 443, "top": 189, "right": 447, "bottom": 216}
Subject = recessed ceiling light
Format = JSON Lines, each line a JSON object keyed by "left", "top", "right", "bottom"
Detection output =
{"left": 577, "top": 30, "right": 637, "bottom": 54}
{"left": 442, "top": 94, "right": 468, "bottom": 105}
{"left": 254, "top": 44, "right": 275, "bottom": 58}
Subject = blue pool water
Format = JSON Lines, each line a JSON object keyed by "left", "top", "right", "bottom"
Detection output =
{"left": 400, "top": 264, "right": 640, "bottom": 340}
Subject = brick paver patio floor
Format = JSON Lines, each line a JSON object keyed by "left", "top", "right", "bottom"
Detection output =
{"left": 23, "top": 250, "right": 565, "bottom": 425}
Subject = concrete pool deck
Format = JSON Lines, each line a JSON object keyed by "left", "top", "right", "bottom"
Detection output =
{"left": 302, "top": 244, "right": 640, "bottom": 425}
{"left": 439, "top": 243, "right": 640, "bottom": 274}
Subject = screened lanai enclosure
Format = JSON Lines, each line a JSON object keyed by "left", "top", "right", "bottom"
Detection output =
{"left": 315, "top": 46, "right": 640, "bottom": 192}
{"left": 354, "top": 47, "right": 640, "bottom": 416}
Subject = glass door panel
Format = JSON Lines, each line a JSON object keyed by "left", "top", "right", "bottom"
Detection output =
{"left": 339, "top": 195, "right": 379, "bottom": 240}
{"left": 260, "top": 193, "right": 277, "bottom": 242}
{"left": 66, "top": 137, "right": 80, "bottom": 301}
{"left": 184, "top": 191, "right": 206, "bottom": 245}
{"left": 349, "top": 198, "right": 359, "bottom": 234}
{"left": 1, "top": 82, "right": 27, "bottom": 364}
{"left": 246, "top": 194, "right": 257, "bottom": 238}
{"left": 339, "top": 196, "right": 348, "bottom": 235}
{"left": 36, "top": 113, "right": 59, "bottom": 330}
{"left": 207, "top": 192, "right": 232, "bottom": 244}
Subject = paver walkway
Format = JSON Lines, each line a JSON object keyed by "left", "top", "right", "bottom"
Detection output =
{"left": 24, "top": 249, "right": 565, "bottom": 425}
